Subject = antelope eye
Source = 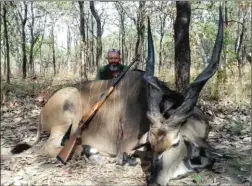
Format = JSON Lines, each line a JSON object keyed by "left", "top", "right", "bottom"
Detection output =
{"left": 172, "top": 140, "right": 180, "bottom": 147}
{"left": 152, "top": 153, "right": 163, "bottom": 164}
{"left": 157, "top": 153, "right": 163, "bottom": 160}
{"left": 171, "top": 134, "right": 180, "bottom": 148}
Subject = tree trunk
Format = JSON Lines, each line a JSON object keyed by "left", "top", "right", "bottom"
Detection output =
{"left": 90, "top": 1, "right": 102, "bottom": 71}
{"left": 91, "top": 14, "right": 95, "bottom": 69}
{"left": 79, "top": 1, "right": 88, "bottom": 79}
{"left": 121, "top": 14, "right": 126, "bottom": 65}
{"left": 29, "top": 2, "right": 36, "bottom": 76}
{"left": 237, "top": 16, "right": 246, "bottom": 78}
{"left": 3, "top": 2, "right": 10, "bottom": 83}
{"left": 234, "top": 3, "right": 247, "bottom": 78}
{"left": 86, "top": 9, "right": 89, "bottom": 46}
{"left": 115, "top": 2, "right": 127, "bottom": 65}
{"left": 67, "top": 25, "right": 71, "bottom": 73}
{"left": 222, "top": 4, "right": 227, "bottom": 83}
{"left": 86, "top": 9, "right": 91, "bottom": 72}
{"left": 174, "top": 1, "right": 191, "bottom": 93}
{"left": 51, "top": 24, "right": 56, "bottom": 75}
{"left": 3, "top": 39, "right": 7, "bottom": 76}
{"left": 118, "top": 31, "right": 121, "bottom": 56}
{"left": 196, "top": 33, "right": 208, "bottom": 69}
{"left": 158, "top": 8, "right": 167, "bottom": 75}
{"left": 0, "top": 2, "right": 3, "bottom": 77}
{"left": 38, "top": 15, "right": 47, "bottom": 75}
{"left": 235, "top": 5, "right": 241, "bottom": 53}
{"left": 224, "top": 1, "right": 228, "bottom": 27}
{"left": 20, "top": 2, "right": 28, "bottom": 79}
{"left": 134, "top": 1, "right": 146, "bottom": 69}
{"left": 79, "top": 1, "right": 85, "bottom": 43}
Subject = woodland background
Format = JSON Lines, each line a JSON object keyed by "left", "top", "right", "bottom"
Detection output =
{"left": 1, "top": 1, "right": 251, "bottom": 105}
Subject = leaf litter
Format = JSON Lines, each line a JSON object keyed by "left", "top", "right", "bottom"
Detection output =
{"left": 1, "top": 93, "right": 251, "bottom": 185}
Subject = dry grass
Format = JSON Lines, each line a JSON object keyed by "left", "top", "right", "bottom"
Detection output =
{"left": 158, "top": 63, "right": 251, "bottom": 107}
{"left": 2, "top": 61, "right": 250, "bottom": 106}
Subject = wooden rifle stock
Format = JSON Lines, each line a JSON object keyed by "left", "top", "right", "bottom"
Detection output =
{"left": 56, "top": 87, "right": 114, "bottom": 164}
{"left": 56, "top": 133, "right": 81, "bottom": 165}
{"left": 56, "top": 55, "right": 140, "bottom": 165}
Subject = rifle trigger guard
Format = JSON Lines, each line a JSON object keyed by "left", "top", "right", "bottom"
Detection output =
{"left": 76, "top": 137, "right": 82, "bottom": 145}
{"left": 75, "top": 129, "right": 82, "bottom": 142}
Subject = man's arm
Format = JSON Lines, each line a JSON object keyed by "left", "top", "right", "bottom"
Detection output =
{"left": 95, "top": 67, "right": 103, "bottom": 80}
{"left": 95, "top": 70, "right": 101, "bottom": 80}
{"left": 121, "top": 64, "right": 129, "bottom": 71}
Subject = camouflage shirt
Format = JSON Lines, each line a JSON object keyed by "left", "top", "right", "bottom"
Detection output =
{"left": 95, "top": 64, "right": 128, "bottom": 80}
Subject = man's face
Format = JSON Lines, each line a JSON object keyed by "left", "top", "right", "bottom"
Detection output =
{"left": 107, "top": 52, "right": 120, "bottom": 65}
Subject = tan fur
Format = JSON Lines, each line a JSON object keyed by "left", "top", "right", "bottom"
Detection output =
{"left": 148, "top": 107, "right": 209, "bottom": 154}
{"left": 39, "top": 87, "right": 83, "bottom": 157}
{"left": 27, "top": 71, "right": 149, "bottom": 157}
{"left": 149, "top": 127, "right": 174, "bottom": 153}
{"left": 77, "top": 71, "right": 148, "bottom": 156}
{"left": 146, "top": 109, "right": 211, "bottom": 185}
{"left": 180, "top": 107, "right": 211, "bottom": 149}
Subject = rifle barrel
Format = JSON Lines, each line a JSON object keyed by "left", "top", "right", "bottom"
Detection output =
{"left": 112, "top": 55, "right": 140, "bottom": 87}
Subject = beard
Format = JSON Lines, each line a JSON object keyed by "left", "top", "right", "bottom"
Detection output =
{"left": 109, "top": 63, "right": 120, "bottom": 71}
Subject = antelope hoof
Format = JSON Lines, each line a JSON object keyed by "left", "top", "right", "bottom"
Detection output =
{"left": 114, "top": 153, "right": 126, "bottom": 165}
{"left": 82, "top": 145, "right": 103, "bottom": 164}
{"left": 88, "top": 154, "right": 104, "bottom": 165}
{"left": 127, "top": 156, "right": 138, "bottom": 166}
{"left": 115, "top": 152, "right": 138, "bottom": 166}
{"left": 82, "top": 144, "right": 98, "bottom": 157}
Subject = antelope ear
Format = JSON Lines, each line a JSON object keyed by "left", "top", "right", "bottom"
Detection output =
{"left": 183, "top": 135, "right": 213, "bottom": 150}
{"left": 131, "top": 132, "right": 150, "bottom": 151}
{"left": 193, "top": 138, "right": 213, "bottom": 150}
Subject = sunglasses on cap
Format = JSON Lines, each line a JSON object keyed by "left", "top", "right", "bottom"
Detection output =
{"left": 108, "top": 49, "right": 120, "bottom": 55}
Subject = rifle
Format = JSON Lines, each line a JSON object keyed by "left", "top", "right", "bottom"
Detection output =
{"left": 56, "top": 55, "right": 140, "bottom": 165}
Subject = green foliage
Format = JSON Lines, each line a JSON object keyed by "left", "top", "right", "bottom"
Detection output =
{"left": 193, "top": 174, "right": 206, "bottom": 185}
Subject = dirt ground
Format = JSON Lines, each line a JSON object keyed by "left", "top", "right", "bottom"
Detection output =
{"left": 1, "top": 93, "right": 251, "bottom": 185}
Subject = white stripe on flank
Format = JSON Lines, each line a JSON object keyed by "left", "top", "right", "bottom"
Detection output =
{"left": 123, "top": 75, "right": 130, "bottom": 121}
{"left": 87, "top": 81, "right": 94, "bottom": 108}
{"left": 99, "top": 80, "right": 109, "bottom": 133}
{"left": 95, "top": 80, "right": 104, "bottom": 134}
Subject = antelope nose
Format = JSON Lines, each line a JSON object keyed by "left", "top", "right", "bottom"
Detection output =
{"left": 147, "top": 182, "right": 162, "bottom": 186}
